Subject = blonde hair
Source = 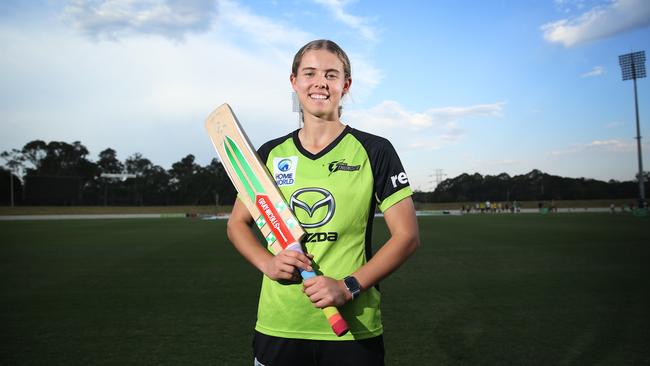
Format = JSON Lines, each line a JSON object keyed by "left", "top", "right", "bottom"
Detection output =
{"left": 291, "top": 39, "right": 351, "bottom": 80}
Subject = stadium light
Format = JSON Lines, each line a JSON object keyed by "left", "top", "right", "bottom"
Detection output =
{"left": 619, "top": 50, "right": 647, "bottom": 208}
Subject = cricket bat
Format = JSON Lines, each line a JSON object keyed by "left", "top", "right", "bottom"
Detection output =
{"left": 205, "top": 103, "right": 349, "bottom": 337}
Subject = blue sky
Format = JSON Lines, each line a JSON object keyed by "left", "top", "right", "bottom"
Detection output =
{"left": 1, "top": 0, "right": 649, "bottom": 191}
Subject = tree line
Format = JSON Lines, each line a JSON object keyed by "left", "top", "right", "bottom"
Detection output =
{"left": 1, "top": 140, "right": 236, "bottom": 206}
{"left": 1, "top": 140, "right": 647, "bottom": 206}
{"left": 413, "top": 169, "right": 648, "bottom": 203}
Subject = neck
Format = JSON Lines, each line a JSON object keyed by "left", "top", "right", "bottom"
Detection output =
{"left": 299, "top": 114, "right": 346, "bottom": 154}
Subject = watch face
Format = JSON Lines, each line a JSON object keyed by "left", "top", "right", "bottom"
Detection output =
{"left": 345, "top": 276, "right": 361, "bottom": 294}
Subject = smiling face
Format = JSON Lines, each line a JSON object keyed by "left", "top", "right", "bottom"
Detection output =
{"left": 291, "top": 49, "right": 351, "bottom": 122}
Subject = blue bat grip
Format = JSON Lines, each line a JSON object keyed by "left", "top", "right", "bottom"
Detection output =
{"left": 286, "top": 242, "right": 316, "bottom": 280}
{"left": 300, "top": 269, "right": 316, "bottom": 279}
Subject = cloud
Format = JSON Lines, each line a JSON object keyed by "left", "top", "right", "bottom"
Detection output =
{"left": 346, "top": 100, "right": 431, "bottom": 129}
{"left": 554, "top": 0, "right": 593, "bottom": 13}
{"left": 218, "top": 0, "right": 311, "bottom": 51}
{"left": 345, "top": 52, "right": 383, "bottom": 101}
{"left": 345, "top": 100, "right": 505, "bottom": 151}
{"left": 347, "top": 100, "right": 504, "bottom": 129}
{"left": 550, "top": 139, "right": 639, "bottom": 155}
{"left": 581, "top": 65, "right": 604, "bottom": 77}
{"left": 64, "top": 0, "right": 218, "bottom": 41}
{"left": 0, "top": 2, "right": 313, "bottom": 169}
{"left": 427, "top": 102, "right": 505, "bottom": 125}
{"left": 313, "top": 0, "right": 378, "bottom": 42}
{"left": 1, "top": 0, "right": 390, "bottom": 172}
{"left": 541, "top": 0, "right": 650, "bottom": 47}
{"left": 605, "top": 121, "right": 623, "bottom": 128}
{"left": 589, "top": 139, "right": 632, "bottom": 151}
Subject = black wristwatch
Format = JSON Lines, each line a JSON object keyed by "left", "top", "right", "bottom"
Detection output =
{"left": 343, "top": 276, "right": 361, "bottom": 300}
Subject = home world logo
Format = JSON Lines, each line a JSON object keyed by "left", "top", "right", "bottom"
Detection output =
{"left": 273, "top": 156, "right": 298, "bottom": 186}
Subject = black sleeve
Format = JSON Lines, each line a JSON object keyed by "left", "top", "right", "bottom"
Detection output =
{"left": 257, "top": 132, "right": 293, "bottom": 165}
{"left": 350, "top": 129, "right": 410, "bottom": 203}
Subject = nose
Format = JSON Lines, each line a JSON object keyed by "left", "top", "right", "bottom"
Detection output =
{"left": 314, "top": 74, "right": 328, "bottom": 88}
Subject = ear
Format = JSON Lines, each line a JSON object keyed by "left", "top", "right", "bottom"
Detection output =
{"left": 290, "top": 74, "right": 297, "bottom": 90}
{"left": 342, "top": 77, "right": 352, "bottom": 96}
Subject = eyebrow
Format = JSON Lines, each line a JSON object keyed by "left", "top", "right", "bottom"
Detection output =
{"left": 301, "top": 67, "right": 341, "bottom": 74}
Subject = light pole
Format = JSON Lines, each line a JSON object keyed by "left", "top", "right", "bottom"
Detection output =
{"left": 619, "top": 50, "right": 647, "bottom": 208}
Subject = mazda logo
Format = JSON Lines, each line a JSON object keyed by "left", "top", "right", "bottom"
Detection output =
{"left": 289, "top": 188, "right": 335, "bottom": 228}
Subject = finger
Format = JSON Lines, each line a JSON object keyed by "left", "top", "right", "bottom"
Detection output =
{"left": 306, "top": 288, "right": 322, "bottom": 303}
{"left": 303, "top": 284, "right": 314, "bottom": 297}
{"left": 280, "top": 260, "right": 312, "bottom": 274}
{"left": 280, "top": 263, "right": 299, "bottom": 276}
{"left": 311, "top": 293, "right": 335, "bottom": 308}
{"left": 302, "top": 276, "right": 318, "bottom": 288}
{"left": 285, "top": 258, "right": 313, "bottom": 272}
{"left": 269, "top": 262, "right": 292, "bottom": 278}
{"left": 281, "top": 249, "right": 309, "bottom": 260}
{"left": 283, "top": 250, "right": 312, "bottom": 265}
{"left": 313, "top": 298, "right": 328, "bottom": 308}
{"left": 303, "top": 278, "right": 325, "bottom": 295}
{"left": 279, "top": 251, "right": 312, "bottom": 267}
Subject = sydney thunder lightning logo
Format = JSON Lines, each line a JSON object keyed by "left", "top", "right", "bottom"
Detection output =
{"left": 327, "top": 159, "right": 360, "bottom": 176}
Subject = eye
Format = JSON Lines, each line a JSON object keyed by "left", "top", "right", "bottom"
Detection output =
{"left": 325, "top": 73, "right": 339, "bottom": 80}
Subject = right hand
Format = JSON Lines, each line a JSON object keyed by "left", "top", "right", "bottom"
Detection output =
{"left": 263, "top": 249, "right": 313, "bottom": 282}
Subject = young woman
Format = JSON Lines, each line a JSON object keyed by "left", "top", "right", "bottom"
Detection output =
{"left": 227, "top": 39, "right": 419, "bottom": 366}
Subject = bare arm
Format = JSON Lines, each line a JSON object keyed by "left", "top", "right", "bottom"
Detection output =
{"left": 227, "top": 199, "right": 313, "bottom": 281}
{"left": 303, "top": 197, "right": 420, "bottom": 307}
{"left": 352, "top": 196, "right": 420, "bottom": 291}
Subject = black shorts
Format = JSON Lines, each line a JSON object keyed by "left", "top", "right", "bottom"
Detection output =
{"left": 253, "top": 331, "right": 384, "bottom": 366}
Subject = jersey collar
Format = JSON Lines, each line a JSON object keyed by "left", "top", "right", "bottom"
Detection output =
{"left": 292, "top": 125, "right": 351, "bottom": 160}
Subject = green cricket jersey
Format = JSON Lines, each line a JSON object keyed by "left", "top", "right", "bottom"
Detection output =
{"left": 253, "top": 125, "right": 412, "bottom": 340}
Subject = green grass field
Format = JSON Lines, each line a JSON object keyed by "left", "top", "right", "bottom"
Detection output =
{"left": 1, "top": 214, "right": 648, "bottom": 365}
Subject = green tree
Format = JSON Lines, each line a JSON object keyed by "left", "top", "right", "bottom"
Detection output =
{"left": 168, "top": 154, "right": 201, "bottom": 204}
{"left": 206, "top": 158, "right": 237, "bottom": 205}
{"left": 0, "top": 149, "right": 25, "bottom": 206}
{"left": 20, "top": 140, "right": 47, "bottom": 174}
{"left": 97, "top": 148, "right": 124, "bottom": 174}
{"left": 125, "top": 153, "right": 170, "bottom": 205}
{"left": 18, "top": 140, "right": 97, "bottom": 204}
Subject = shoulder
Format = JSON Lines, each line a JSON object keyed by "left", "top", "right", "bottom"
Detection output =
{"left": 350, "top": 128, "right": 395, "bottom": 155}
{"left": 348, "top": 127, "right": 411, "bottom": 209}
{"left": 348, "top": 127, "right": 392, "bottom": 149}
{"left": 347, "top": 127, "right": 399, "bottom": 162}
{"left": 257, "top": 131, "right": 296, "bottom": 163}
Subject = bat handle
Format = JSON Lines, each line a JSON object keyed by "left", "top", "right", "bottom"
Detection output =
{"left": 286, "top": 243, "right": 349, "bottom": 337}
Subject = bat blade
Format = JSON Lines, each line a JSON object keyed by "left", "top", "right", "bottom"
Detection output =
{"left": 205, "top": 103, "right": 349, "bottom": 337}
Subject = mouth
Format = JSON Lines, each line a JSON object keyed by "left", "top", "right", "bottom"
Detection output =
{"left": 308, "top": 93, "right": 329, "bottom": 101}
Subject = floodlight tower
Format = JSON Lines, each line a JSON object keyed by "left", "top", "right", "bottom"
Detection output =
{"left": 619, "top": 50, "right": 647, "bottom": 208}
